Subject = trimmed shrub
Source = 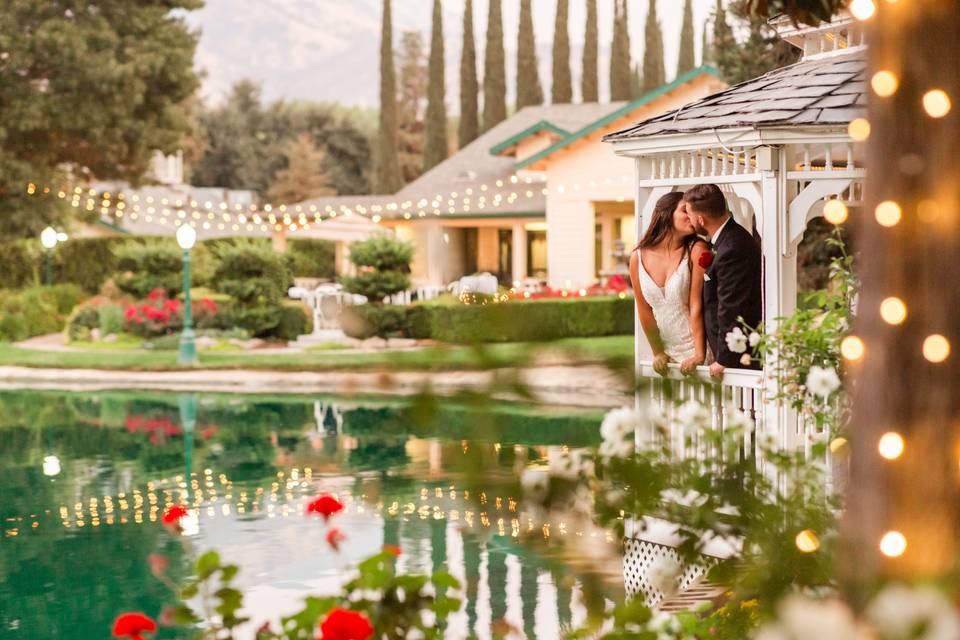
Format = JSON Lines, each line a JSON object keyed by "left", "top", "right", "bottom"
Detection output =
{"left": 0, "top": 284, "right": 85, "bottom": 342}
{"left": 287, "top": 238, "right": 336, "bottom": 278}
{"left": 403, "top": 296, "right": 634, "bottom": 343}
{"left": 53, "top": 237, "right": 120, "bottom": 293}
{"left": 339, "top": 235, "right": 413, "bottom": 303}
{"left": 339, "top": 271, "right": 409, "bottom": 303}
{"left": 211, "top": 240, "right": 293, "bottom": 337}
{"left": 114, "top": 241, "right": 184, "bottom": 298}
{"left": 341, "top": 304, "right": 408, "bottom": 340}
{"left": 274, "top": 301, "right": 313, "bottom": 341}
{"left": 0, "top": 242, "right": 39, "bottom": 289}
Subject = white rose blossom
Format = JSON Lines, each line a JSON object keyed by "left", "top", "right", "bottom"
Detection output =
{"left": 725, "top": 327, "right": 748, "bottom": 354}
{"left": 805, "top": 366, "right": 841, "bottom": 398}
{"left": 598, "top": 407, "right": 640, "bottom": 460}
{"left": 647, "top": 556, "right": 682, "bottom": 596}
{"left": 741, "top": 353, "right": 753, "bottom": 366}
{"left": 866, "top": 584, "right": 960, "bottom": 640}
{"left": 749, "top": 331, "right": 762, "bottom": 348}
{"left": 677, "top": 400, "right": 710, "bottom": 432}
{"left": 521, "top": 468, "right": 549, "bottom": 501}
{"left": 755, "top": 594, "right": 865, "bottom": 640}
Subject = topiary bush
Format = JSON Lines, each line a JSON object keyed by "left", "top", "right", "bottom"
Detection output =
{"left": 275, "top": 301, "right": 313, "bottom": 340}
{"left": 52, "top": 237, "right": 121, "bottom": 293}
{"left": 0, "top": 284, "right": 85, "bottom": 342}
{"left": 211, "top": 240, "right": 293, "bottom": 337}
{"left": 287, "top": 238, "right": 336, "bottom": 278}
{"left": 339, "top": 235, "right": 413, "bottom": 304}
{"left": 341, "top": 304, "right": 408, "bottom": 340}
{"left": 114, "top": 240, "right": 184, "bottom": 299}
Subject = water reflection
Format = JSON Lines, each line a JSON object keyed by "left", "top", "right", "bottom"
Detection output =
{"left": 0, "top": 390, "right": 619, "bottom": 638}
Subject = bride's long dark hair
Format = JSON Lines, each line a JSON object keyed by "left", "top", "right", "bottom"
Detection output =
{"left": 635, "top": 191, "right": 698, "bottom": 260}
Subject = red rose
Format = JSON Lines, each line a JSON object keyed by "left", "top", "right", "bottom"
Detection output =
{"left": 147, "top": 288, "right": 166, "bottom": 301}
{"left": 112, "top": 612, "right": 157, "bottom": 639}
{"left": 698, "top": 251, "right": 714, "bottom": 269}
{"left": 306, "top": 494, "right": 344, "bottom": 521}
{"left": 162, "top": 505, "right": 188, "bottom": 526}
{"left": 326, "top": 527, "right": 346, "bottom": 551}
{"left": 318, "top": 608, "right": 374, "bottom": 640}
{"left": 382, "top": 544, "right": 401, "bottom": 558}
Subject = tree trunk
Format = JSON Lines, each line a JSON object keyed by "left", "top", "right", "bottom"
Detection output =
{"left": 845, "top": 0, "right": 960, "bottom": 592}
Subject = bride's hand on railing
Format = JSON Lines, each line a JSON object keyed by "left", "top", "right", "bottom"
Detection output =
{"left": 680, "top": 355, "right": 704, "bottom": 375}
{"left": 652, "top": 353, "right": 672, "bottom": 376}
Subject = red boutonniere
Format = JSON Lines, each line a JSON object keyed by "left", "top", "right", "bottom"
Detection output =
{"left": 698, "top": 250, "right": 715, "bottom": 270}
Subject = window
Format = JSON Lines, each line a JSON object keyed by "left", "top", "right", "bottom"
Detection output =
{"left": 527, "top": 230, "right": 547, "bottom": 278}
{"left": 497, "top": 229, "right": 512, "bottom": 282}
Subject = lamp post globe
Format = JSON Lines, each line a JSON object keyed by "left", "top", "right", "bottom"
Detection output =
{"left": 40, "top": 226, "right": 58, "bottom": 249}
{"left": 39, "top": 226, "right": 59, "bottom": 286}
{"left": 176, "top": 224, "right": 199, "bottom": 366}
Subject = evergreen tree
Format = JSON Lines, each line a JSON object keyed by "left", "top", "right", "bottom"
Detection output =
{"left": 630, "top": 63, "right": 643, "bottom": 100}
{"left": 516, "top": 0, "right": 544, "bottom": 110}
{"left": 0, "top": 0, "right": 201, "bottom": 239}
{"left": 581, "top": 0, "right": 599, "bottom": 103}
{"left": 397, "top": 31, "right": 428, "bottom": 184}
{"left": 376, "top": 0, "right": 402, "bottom": 194}
{"left": 482, "top": 0, "right": 507, "bottom": 131}
{"left": 551, "top": 0, "right": 573, "bottom": 104}
{"left": 642, "top": 0, "right": 665, "bottom": 92}
{"left": 713, "top": 0, "right": 800, "bottom": 85}
{"left": 712, "top": 0, "right": 735, "bottom": 71}
{"left": 701, "top": 18, "right": 712, "bottom": 66}
{"left": 676, "top": 0, "right": 696, "bottom": 77}
{"left": 267, "top": 134, "right": 336, "bottom": 205}
{"left": 424, "top": 0, "right": 448, "bottom": 171}
{"left": 609, "top": 0, "right": 633, "bottom": 101}
{"left": 458, "top": 0, "right": 480, "bottom": 147}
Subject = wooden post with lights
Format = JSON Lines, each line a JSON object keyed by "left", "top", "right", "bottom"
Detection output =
{"left": 844, "top": 0, "right": 960, "bottom": 593}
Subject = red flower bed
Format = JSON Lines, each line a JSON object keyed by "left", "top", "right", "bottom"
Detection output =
{"left": 123, "top": 288, "right": 220, "bottom": 337}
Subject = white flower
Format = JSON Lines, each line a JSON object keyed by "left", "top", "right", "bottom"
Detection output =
{"left": 725, "top": 406, "right": 753, "bottom": 434}
{"left": 756, "top": 594, "right": 864, "bottom": 640}
{"left": 551, "top": 448, "right": 594, "bottom": 478}
{"left": 647, "top": 556, "right": 682, "bottom": 596}
{"left": 866, "top": 584, "right": 960, "bottom": 640}
{"left": 660, "top": 488, "right": 708, "bottom": 508}
{"left": 749, "top": 331, "right": 761, "bottom": 348}
{"left": 600, "top": 407, "right": 640, "bottom": 441}
{"left": 740, "top": 353, "right": 752, "bottom": 366}
{"left": 725, "top": 327, "right": 748, "bottom": 354}
{"left": 521, "top": 468, "right": 549, "bottom": 501}
{"left": 806, "top": 366, "right": 841, "bottom": 398}
{"left": 677, "top": 400, "right": 710, "bottom": 432}
{"left": 599, "top": 437, "right": 634, "bottom": 460}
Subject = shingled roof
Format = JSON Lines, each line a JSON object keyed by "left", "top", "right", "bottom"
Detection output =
{"left": 604, "top": 51, "right": 866, "bottom": 142}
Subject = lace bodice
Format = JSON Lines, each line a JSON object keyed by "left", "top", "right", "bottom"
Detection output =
{"left": 636, "top": 250, "right": 696, "bottom": 362}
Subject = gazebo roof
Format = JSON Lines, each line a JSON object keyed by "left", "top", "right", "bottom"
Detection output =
{"left": 604, "top": 51, "right": 866, "bottom": 143}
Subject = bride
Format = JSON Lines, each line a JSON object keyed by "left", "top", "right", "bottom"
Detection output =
{"left": 628, "top": 192, "right": 709, "bottom": 376}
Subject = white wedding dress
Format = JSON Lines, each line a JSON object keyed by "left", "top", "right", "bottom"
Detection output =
{"left": 635, "top": 250, "right": 697, "bottom": 362}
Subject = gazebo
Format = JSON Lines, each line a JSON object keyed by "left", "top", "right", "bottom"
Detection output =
{"left": 604, "top": 12, "right": 866, "bottom": 457}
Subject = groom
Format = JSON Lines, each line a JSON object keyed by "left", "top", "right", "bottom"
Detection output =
{"left": 683, "top": 184, "right": 762, "bottom": 378}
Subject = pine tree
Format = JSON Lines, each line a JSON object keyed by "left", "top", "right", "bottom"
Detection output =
{"left": 701, "top": 18, "right": 712, "bottom": 66}
{"left": 609, "top": 0, "right": 633, "bottom": 101}
{"left": 581, "top": 0, "right": 598, "bottom": 103}
{"left": 551, "top": 0, "right": 572, "bottom": 104}
{"left": 642, "top": 0, "right": 665, "bottom": 92}
{"left": 713, "top": 0, "right": 734, "bottom": 70}
{"left": 676, "top": 0, "right": 695, "bottom": 77}
{"left": 458, "top": 0, "right": 479, "bottom": 147}
{"left": 376, "top": 0, "right": 402, "bottom": 194}
{"left": 630, "top": 63, "right": 642, "bottom": 100}
{"left": 516, "top": 0, "right": 544, "bottom": 110}
{"left": 267, "top": 134, "right": 337, "bottom": 204}
{"left": 424, "top": 0, "right": 448, "bottom": 171}
{"left": 712, "top": 0, "right": 800, "bottom": 85}
{"left": 482, "top": 0, "right": 506, "bottom": 132}
{"left": 397, "top": 31, "right": 428, "bottom": 184}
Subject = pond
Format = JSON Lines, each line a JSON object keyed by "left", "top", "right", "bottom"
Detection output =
{"left": 0, "top": 389, "right": 623, "bottom": 638}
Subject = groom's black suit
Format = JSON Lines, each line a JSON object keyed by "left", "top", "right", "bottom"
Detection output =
{"left": 703, "top": 218, "right": 762, "bottom": 369}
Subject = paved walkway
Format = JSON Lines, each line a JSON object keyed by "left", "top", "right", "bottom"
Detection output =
{"left": 0, "top": 363, "right": 628, "bottom": 408}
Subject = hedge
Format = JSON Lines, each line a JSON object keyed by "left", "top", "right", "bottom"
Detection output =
{"left": 287, "top": 238, "right": 336, "bottom": 278}
{"left": 0, "top": 284, "right": 86, "bottom": 342}
{"left": 342, "top": 296, "right": 633, "bottom": 343}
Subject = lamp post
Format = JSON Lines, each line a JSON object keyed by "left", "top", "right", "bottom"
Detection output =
{"left": 39, "top": 226, "right": 66, "bottom": 285}
{"left": 176, "top": 224, "right": 198, "bottom": 366}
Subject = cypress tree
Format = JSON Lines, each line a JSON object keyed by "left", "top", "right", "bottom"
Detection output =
{"left": 642, "top": 0, "right": 665, "bottom": 92}
{"left": 701, "top": 17, "right": 712, "bottom": 66}
{"left": 713, "top": 0, "right": 734, "bottom": 64}
{"left": 482, "top": 0, "right": 506, "bottom": 132}
{"left": 676, "top": 0, "right": 695, "bottom": 77}
{"left": 551, "top": 0, "right": 572, "bottom": 104}
{"left": 581, "top": 0, "right": 598, "bottom": 103}
{"left": 424, "top": 0, "right": 448, "bottom": 171}
{"left": 516, "top": 0, "right": 544, "bottom": 110}
{"left": 458, "top": 0, "right": 479, "bottom": 147}
{"left": 630, "top": 63, "right": 642, "bottom": 100}
{"left": 609, "top": 0, "right": 632, "bottom": 101}
{"left": 376, "top": 0, "right": 402, "bottom": 194}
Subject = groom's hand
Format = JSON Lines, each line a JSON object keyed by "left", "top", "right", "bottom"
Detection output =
{"left": 652, "top": 353, "right": 672, "bottom": 376}
{"left": 709, "top": 362, "right": 725, "bottom": 380}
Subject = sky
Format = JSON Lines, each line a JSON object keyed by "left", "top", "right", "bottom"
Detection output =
{"left": 186, "top": 0, "right": 718, "bottom": 108}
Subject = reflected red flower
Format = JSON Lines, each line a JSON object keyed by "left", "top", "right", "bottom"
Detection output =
{"left": 162, "top": 505, "right": 188, "bottom": 526}
{"left": 318, "top": 608, "right": 373, "bottom": 640}
{"left": 382, "top": 544, "right": 401, "bottom": 557}
{"left": 326, "top": 527, "right": 346, "bottom": 552}
{"left": 112, "top": 612, "right": 157, "bottom": 639}
{"left": 306, "top": 495, "right": 343, "bottom": 521}
{"left": 147, "top": 553, "right": 168, "bottom": 577}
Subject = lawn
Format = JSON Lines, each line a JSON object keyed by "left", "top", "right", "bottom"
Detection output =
{"left": 0, "top": 335, "right": 634, "bottom": 373}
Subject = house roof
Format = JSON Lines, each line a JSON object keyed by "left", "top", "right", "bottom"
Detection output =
{"left": 519, "top": 66, "right": 725, "bottom": 169}
{"left": 604, "top": 52, "right": 866, "bottom": 142}
{"left": 488, "top": 120, "right": 570, "bottom": 156}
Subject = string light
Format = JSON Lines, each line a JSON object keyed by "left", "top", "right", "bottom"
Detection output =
{"left": 922, "top": 334, "right": 950, "bottom": 363}
{"left": 879, "top": 297, "right": 907, "bottom": 325}
{"left": 841, "top": 335, "right": 865, "bottom": 361}
{"left": 879, "top": 530, "right": 907, "bottom": 557}
{"left": 871, "top": 70, "right": 899, "bottom": 97}
{"left": 878, "top": 432, "right": 905, "bottom": 460}
{"left": 875, "top": 200, "right": 902, "bottom": 227}
{"left": 849, "top": 0, "right": 876, "bottom": 20}
{"left": 823, "top": 200, "right": 848, "bottom": 225}
{"left": 922, "top": 89, "right": 952, "bottom": 118}
{"left": 795, "top": 529, "right": 820, "bottom": 553}
{"left": 917, "top": 199, "right": 941, "bottom": 223}
{"left": 848, "top": 118, "right": 871, "bottom": 141}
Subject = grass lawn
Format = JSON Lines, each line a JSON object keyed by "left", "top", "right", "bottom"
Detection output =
{"left": 0, "top": 335, "right": 633, "bottom": 373}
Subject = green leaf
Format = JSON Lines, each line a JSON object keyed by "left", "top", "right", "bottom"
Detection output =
{"left": 220, "top": 564, "right": 239, "bottom": 582}
{"left": 171, "top": 604, "right": 200, "bottom": 625}
{"left": 196, "top": 550, "right": 221, "bottom": 580}
{"left": 431, "top": 570, "right": 461, "bottom": 591}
